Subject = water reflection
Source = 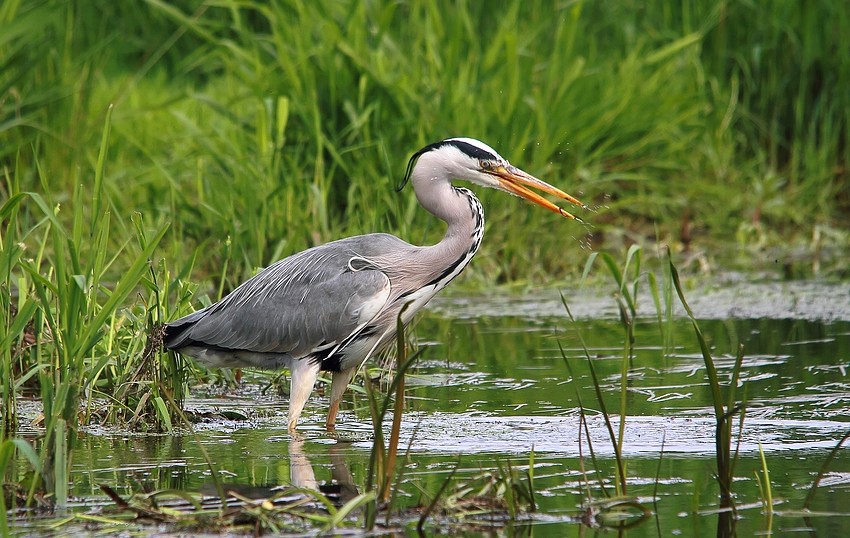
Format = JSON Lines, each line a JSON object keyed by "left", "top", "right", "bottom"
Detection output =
{"left": 196, "top": 436, "right": 359, "bottom": 505}
{"left": 289, "top": 436, "right": 359, "bottom": 504}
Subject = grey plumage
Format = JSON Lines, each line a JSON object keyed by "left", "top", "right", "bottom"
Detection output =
{"left": 164, "top": 137, "right": 585, "bottom": 431}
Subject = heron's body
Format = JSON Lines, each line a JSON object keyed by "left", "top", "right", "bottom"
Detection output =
{"left": 164, "top": 138, "right": 583, "bottom": 431}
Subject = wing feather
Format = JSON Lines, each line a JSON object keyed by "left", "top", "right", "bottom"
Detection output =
{"left": 166, "top": 236, "right": 397, "bottom": 358}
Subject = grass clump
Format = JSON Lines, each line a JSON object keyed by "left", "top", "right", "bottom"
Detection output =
{"left": 560, "top": 250, "right": 653, "bottom": 531}
{"left": 0, "top": 114, "right": 176, "bottom": 511}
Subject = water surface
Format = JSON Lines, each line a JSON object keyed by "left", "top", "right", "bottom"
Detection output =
{"left": 62, "top": 280, "right": 850, "bottom": 535}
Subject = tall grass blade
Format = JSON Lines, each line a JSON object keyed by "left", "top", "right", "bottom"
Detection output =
{"left": 383, "top": 309, "right": 408, "bottom": 502}
{"left": 561, "top": 346, "right": 610, "bottom": 499}
{"left": 646, "top": 271, "right": 664, "bottom": 341}
{"left": 329, "top": 491, "right": 377, "bottom": 528}
{"left": 52, "top": 419, "right": 68, "bottom": 507}
{"left": 667, "top": 251, "right": 724, "bottom": 417}
{"left": 756, "top": 442, "right": 773, "bottom": 514}
{"left": 0, "top": 437, "right": 41, "bottom": 529}
{"left": 90, "top": 104, "right": 112, "bottom": 233}
{"left": 364, "top": 305, "right": 422, "bottom": 529}
{"left": 560, "top": 294, "right": 626, "bottom": 495}
{"left": 668, "top": 248, "right": 741, "bottom": 509}
{"left": 417, "top": 461, "right": 458, "bottom": 534}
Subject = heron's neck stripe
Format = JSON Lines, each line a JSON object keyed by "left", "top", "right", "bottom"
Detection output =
{"left": 420, "top": 189, "right": 484, "bottom": 291}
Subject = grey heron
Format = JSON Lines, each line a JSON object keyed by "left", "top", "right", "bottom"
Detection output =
{"left": 164, "top": 137, "right": 585, "bottom": 431}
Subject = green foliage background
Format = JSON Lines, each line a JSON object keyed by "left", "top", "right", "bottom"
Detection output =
{"left": 4, "top": 0, "right": 848, "bottom": 290}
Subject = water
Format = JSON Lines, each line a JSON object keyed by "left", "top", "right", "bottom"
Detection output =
{"left": 35, "top": 283, "right": 850, "bottom": 534}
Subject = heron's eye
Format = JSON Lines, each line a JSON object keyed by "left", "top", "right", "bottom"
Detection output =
{"left": 479, "top": 160, "right": 493, "bottom": 171}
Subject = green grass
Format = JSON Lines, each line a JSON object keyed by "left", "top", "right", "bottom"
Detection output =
{"left": 4, "top": 1, "right": 849, "bottom": 286}
{"left": 1, "top": 0, "right": 849, "bottom": 522}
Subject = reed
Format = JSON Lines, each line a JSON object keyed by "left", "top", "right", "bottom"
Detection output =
{"left": 755, "top": 442, "right": 774, "bottom": 520}
{"left": 571, "top": 246, "right": 660, "bottom": 496}
{"left": 565, "top": 248, "right": 756, "bottom": 530}
{"left": 1, "top": 188, "right": 37, "bottom": 434}
{"left": 668, "top": 249, "right": 745, "bottom": 515}
{"left": 0, "top": 438, "right": 41, "bottom": 529}
{"left": 560, "top": 286, "right": 651, "bottom": 530}
{"left": 802, "top": 429, "right": 850, "bottom": 511}
{"left": 363, "top": 311, "right": 421, "bottom": 529}
{"left": 0, "top": 114, "right": 169, "bottom": 506}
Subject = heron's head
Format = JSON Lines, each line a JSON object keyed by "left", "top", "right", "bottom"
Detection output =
{"left": 399, "top": 137, "right": 586, "bottom": 221}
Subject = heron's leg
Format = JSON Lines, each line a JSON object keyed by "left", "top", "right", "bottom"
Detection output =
{"left": 326, "top": 367, "right": 357, "bottom": 431}
{"left": 288, "top": 359, "right": 321, "bottom": 432}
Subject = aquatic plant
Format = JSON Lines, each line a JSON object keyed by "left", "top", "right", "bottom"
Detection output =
{"left": 803, "top": 430, "right": 850, "bottom": 510}
{"left": 363, "top": 313, "right": 421, "bottom": 529}
{"left": 755, "top": 441, "right": 774, "bottom": 530}
{"left": 0, "top": 112, "right": 170, "bottom": 508}
{"left": 95, "top": 481, "right": 374, "bottom": 535}
{"left": 562, "top": 248, "right": 757, "bottom": 531}
{"left": 668, "top": 249, "right": 745, "bottom": 518}
{"left": 560, "top": 247, "right": 657, "bottom": 529}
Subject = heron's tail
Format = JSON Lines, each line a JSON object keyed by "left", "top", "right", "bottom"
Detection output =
{"left": 162, "top": 309, "right": 208, "bottom": 349}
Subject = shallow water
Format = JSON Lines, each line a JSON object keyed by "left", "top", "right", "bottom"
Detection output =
{"left": 43, "top": 281, "right": 850, "bottom": 534}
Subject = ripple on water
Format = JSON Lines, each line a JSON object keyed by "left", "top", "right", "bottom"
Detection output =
{"left": 345, "top": 412, "right": 848, "bottom": 457}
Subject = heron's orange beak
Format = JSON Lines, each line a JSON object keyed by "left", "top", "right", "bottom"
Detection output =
{"left": 487, "top": 164, "right": 587, "bottom": 222}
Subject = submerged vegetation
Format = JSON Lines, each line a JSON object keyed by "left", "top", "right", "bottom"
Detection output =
{"left": 2, "top": 0, "right": 849, "bottom": 534}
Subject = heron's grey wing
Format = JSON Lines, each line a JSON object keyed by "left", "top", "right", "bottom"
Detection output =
{"left": 170, "top": 246, "right": 391, "bottom": 357}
